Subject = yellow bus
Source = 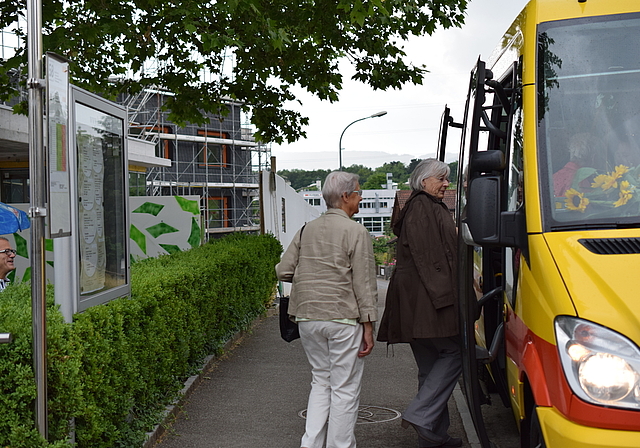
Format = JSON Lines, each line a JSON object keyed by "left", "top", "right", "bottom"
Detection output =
{"left": 443, "top": 0, "right": 640, "bottom": 446}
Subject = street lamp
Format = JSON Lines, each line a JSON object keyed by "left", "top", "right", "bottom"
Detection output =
{"left": 339, "top": 111, "right": 387, "bottom": 170}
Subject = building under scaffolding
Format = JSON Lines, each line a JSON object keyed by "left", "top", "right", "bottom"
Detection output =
{"left": 123, "top": 89, "right": 271, "bottom": 238}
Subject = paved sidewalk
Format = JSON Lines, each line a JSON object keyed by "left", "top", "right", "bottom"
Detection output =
{"left": 151, "top": 279, "right": 476, "bottom": 448}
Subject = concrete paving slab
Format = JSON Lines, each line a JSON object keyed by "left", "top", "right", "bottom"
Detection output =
{"left": 151, "top": 279, "right": 475, "bottom": 448}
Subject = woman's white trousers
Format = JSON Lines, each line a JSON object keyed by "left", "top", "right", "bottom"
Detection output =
{"left": 299, "top": 321, "right": 364, "bottom": 448}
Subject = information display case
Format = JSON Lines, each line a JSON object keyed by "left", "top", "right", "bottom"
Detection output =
{"left": 70, "top": 86, "right": 130, "bottom": 311}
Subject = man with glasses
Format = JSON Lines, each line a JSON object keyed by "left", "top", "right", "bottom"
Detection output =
{"left": 0, "top": 237, "right": 16, "bottom": 291}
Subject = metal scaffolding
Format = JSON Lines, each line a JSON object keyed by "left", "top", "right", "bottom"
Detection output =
{"left": 122, "top": 89, "right": 271, "bottom": 238}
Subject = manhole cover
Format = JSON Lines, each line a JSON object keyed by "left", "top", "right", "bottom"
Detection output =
{"left": 298, "top": 405, "right": 401, "bottom": 424}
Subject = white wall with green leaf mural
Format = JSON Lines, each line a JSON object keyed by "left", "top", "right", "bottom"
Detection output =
{"left": 1, "top": 196, "right": 203, "bottom": 286}
{"left": 130, "top": 195, "right": 203, "bottom": 260}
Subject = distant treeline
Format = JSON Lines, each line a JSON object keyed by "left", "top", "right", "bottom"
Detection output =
{"left": 278, "top": 160, "right": 458, "bottom": 191}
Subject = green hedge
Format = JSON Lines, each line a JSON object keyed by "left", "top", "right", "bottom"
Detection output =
{"left": 0, "top": 233, "right": 282, "bottom": 448}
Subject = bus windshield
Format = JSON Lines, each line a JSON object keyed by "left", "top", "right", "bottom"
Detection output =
{"left": 538, "top": 13, "right": 640, "bottom": 229}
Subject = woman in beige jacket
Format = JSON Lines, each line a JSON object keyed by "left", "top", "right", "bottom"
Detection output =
{"left": 276, "top": 170, "right": 377, "bottom": 448}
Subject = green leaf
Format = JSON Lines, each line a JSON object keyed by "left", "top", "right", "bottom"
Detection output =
{"left": 130, "top": 224, "right": 147, "bottom": 254}
{"left": 21, "top": 266, "right": 30, "bottom": 283}
{"left": 174, "top": 196, "right": 200, "bottom": 215}
{"left": 158, "top": 244, "right": 182, "bottom": 255}
{"left": 14, "top": 234, "right": 28, "bottom": 259}
{"left": 132, "top": 202, "right": 165, "bottom": 216}
{"left": 188, "top": 217, "right": 201, "bottom": 248}
{"left": 145, "top": 222, "right": 179, "bottom": 238}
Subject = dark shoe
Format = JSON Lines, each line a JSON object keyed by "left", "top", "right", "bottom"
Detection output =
{"left": 401, "top": 419, "right": 445, "bottom": 445}
{"left": 443, "top": 436, "right": 462, "bottom": 447}
{"left": 418, "top": 435, "right": 463, "bottom": 448}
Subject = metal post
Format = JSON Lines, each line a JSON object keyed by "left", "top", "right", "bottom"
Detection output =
{"left": 27, "top": 0, "right": 48, "bottom": 439}
{"left": 338, "top": 111, "right": 387, "bottom": 170}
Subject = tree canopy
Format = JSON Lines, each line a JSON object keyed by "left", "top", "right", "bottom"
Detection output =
{"left": 0, "top": 0, "right": 467, "bottom": 143}
{"left": 361, "top": 172, "right": 389, "bottom": 190}
{"left": 278, "top": 158, "right": 457, "bottom": 190}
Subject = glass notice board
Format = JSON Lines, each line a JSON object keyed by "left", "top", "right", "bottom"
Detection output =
{"left": 72, "top": 87, "right": 130, "bottom": 311}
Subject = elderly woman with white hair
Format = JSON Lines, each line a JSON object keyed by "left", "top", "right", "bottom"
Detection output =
{"left": 276, "top": 170, "right": 378, "bottom": 448}
{"left": 377, "top": 158, "right": 462, "bottom": 448}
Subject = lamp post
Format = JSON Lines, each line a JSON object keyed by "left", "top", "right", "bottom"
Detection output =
{"left": 338, "top": 111, "right": 387, "bottom": 170}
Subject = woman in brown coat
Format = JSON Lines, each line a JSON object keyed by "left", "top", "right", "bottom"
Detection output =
{"left": 377, "top": 158, "right": 462, "bottom": 448}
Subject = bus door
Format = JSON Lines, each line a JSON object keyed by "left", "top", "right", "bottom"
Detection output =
{"left": 455, "top": 58, "right": 527, "bottom": 448}
{"left": 437, "top": 106, "right": 463, "bottom": 163}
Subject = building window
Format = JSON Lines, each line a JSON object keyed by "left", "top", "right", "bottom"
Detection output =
{"left": 359, "top": 201, "right": 389, "bottom": 210}
{"left": 1, "top": 169, "right": 29, "bottom": 203}
{"left": 129, "top": 171, "right": 146, "bottom": 196}
{"left": 305, "top": 198, "right": 321, "bottom": 206}
{"left": 198, "top": 130, "right": 230, "bottom": 167}
{"left": 359, "top": 216, "right": 390, "bottom": 234}
{"left": 207, "top": 197, "right": 229, "bottom": 228}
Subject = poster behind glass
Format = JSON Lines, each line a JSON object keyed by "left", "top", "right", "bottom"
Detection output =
{"left": 47, "top": 53, "right": 71, "bottom": 237}
{"left": 75, "top": 99, "right": 128, "bottom": 306}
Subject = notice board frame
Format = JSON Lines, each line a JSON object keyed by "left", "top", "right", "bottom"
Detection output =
{"left": 69, "top": 86, "right": 130, "bottom": 312}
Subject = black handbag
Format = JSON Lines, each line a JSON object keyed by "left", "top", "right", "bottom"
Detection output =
{"left": 279, "top": 295, "right": 300, "bottom": 342}
{"left": 279, "top": 224, "right": 305, "bottom": 342}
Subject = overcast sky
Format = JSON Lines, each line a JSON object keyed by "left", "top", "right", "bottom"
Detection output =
{"left": 270, "top": 0, "right": 530, "bottom": 171}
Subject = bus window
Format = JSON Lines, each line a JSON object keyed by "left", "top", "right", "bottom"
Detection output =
{"left": 537, "top": 13, "right": 640, "bottom": 229}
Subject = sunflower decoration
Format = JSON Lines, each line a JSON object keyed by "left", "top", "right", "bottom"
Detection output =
{"left": 565, "top": 189, "right": 590, "bottom": 212}
{"left": 591, "top": 165, "right": 629, "bottom": 190}
{"left": 614, "top": 180, "right": 633, "bottom": 207}
{"left": 562, "top": 164, "right": 639, "bottom": 214}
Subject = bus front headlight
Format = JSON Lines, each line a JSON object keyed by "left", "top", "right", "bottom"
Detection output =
{"left": 556, "top": 316, "right": 640, "bottom": 409}
{"left": 579, "top": 352, "right": 636, "bottom": 402}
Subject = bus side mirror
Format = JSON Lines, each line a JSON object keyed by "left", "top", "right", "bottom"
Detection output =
{"left": 466, "top": 176, "right": 501, "bottom": 244}
{"left": 466, "top": 176, "right": 528, "bottom": 256}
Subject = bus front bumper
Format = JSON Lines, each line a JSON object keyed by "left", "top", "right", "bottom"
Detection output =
{"left": 539, "top": 406, "right": 640, "bottom": 448}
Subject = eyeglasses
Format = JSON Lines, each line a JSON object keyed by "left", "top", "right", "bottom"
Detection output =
{"left": 351, "top": 190, "right": 363, "bottom": 197}
{"left": 0, "top": 249, "right": 16, "bottom": 255}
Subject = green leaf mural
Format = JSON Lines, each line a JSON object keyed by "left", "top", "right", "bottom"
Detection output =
{"left": 130, "top": 224, "right": 147, "bottom": 255}
{"left": 188, "top": 217, "right": 201, "bottom": 248}
{"left": 130, "top": 195, "right": 204, "bottom": 260}
{"left": 146, "top": 222, "right": 179, "bottom": 238}
{"left": 21, "top": 266, "right": 31, "bottom": 283}
{"left": 14, "top": 233, "right": 28, "bottom": 258}
{"left": 175, "top": 196, "right": 200, "bottom": 215}
{"left": 133, "top": 202, "right": 165, "bottom": 216}
{"left": 159, "top": 244, "right": 182, "bottom": 255}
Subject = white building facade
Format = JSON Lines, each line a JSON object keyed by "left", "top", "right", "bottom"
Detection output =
{"left": 299, "top": 185, "right": 397, "bottom": 237}
{"left": 353, "top": 189, "right": 395, "bottom": 236}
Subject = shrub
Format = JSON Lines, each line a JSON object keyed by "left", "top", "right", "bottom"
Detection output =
{"left": 0, "top": 233, "right": 282, "bottom": 447}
